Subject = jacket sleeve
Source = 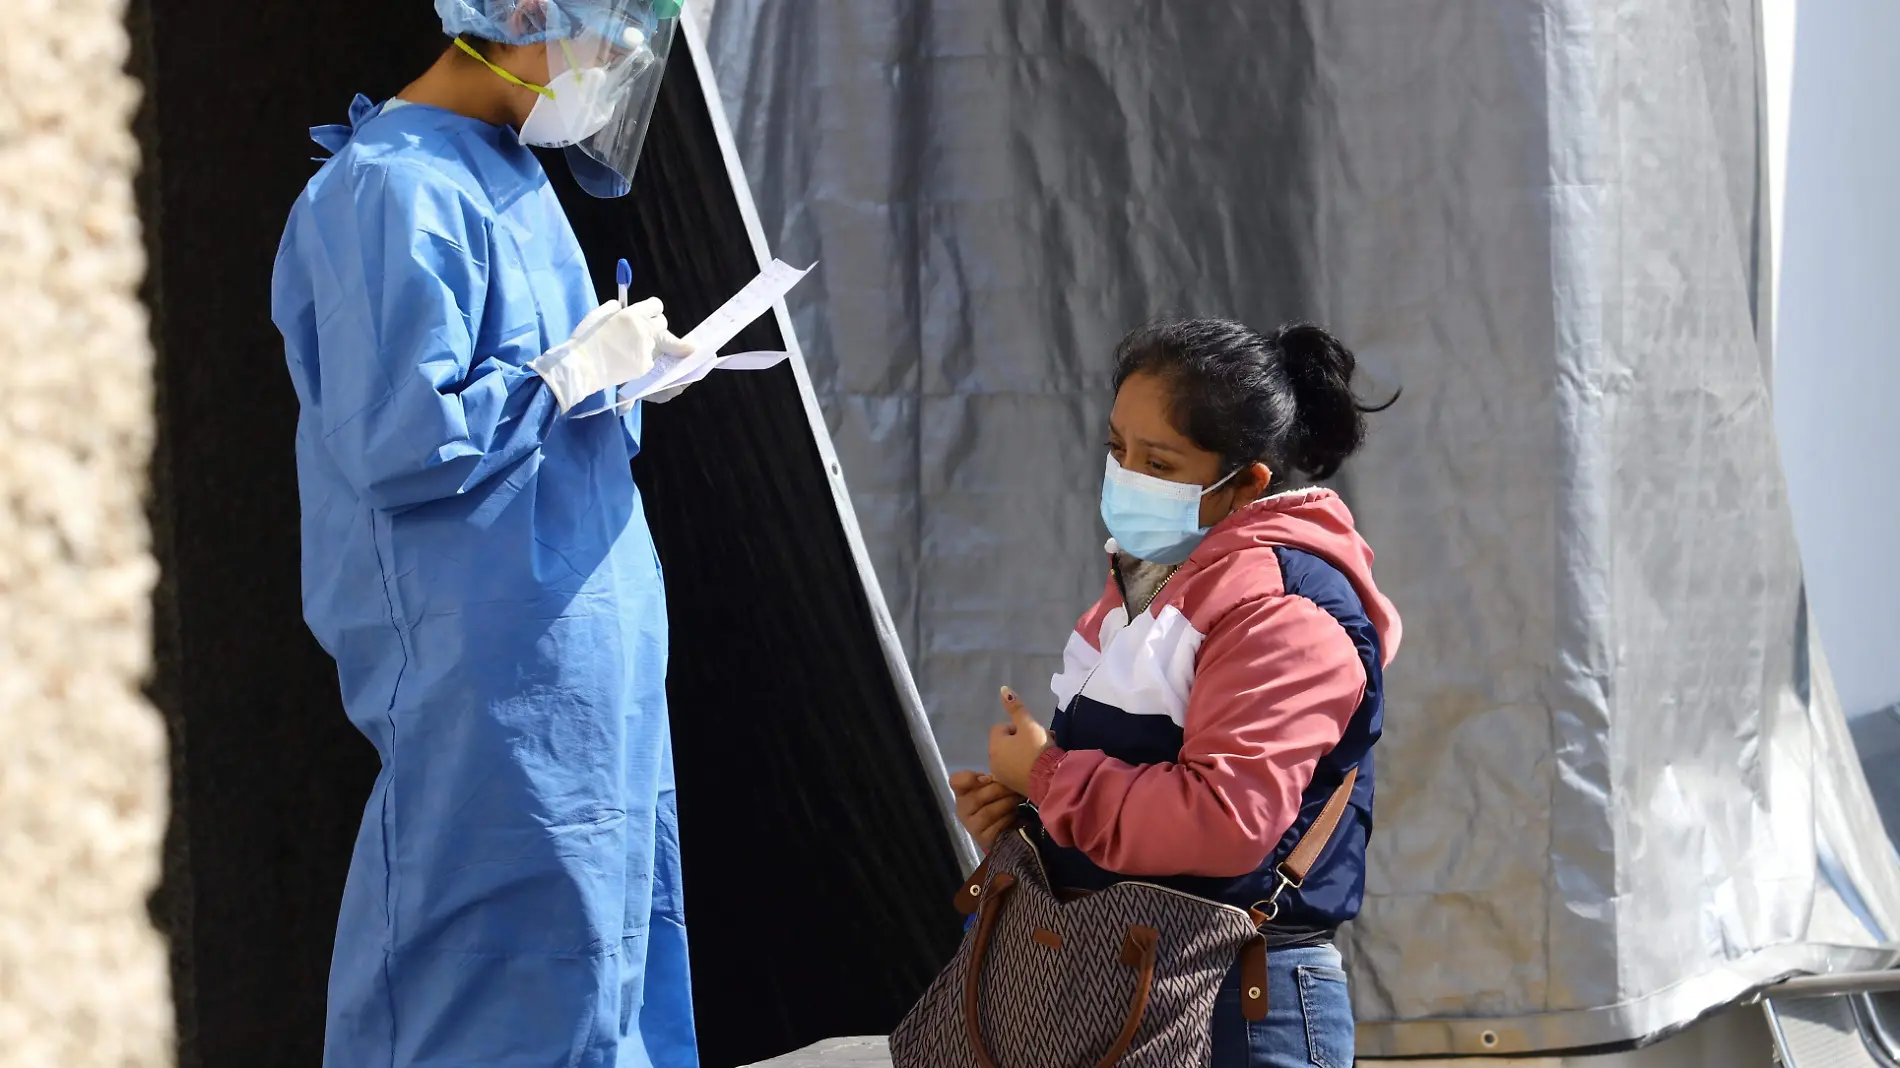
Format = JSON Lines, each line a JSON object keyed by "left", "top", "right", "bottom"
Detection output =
{"left": 311, "top": 159, "right": 561, "bottom": 511}
{"left": 1027, "top": 593, "right": 1365, "bottom": 878}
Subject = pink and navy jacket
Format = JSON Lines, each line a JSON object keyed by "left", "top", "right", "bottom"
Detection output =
{"left": 1023, "top": 489, "right": 1401, "bottom": 933}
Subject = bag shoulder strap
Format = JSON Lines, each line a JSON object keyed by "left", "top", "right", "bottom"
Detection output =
{"left": 1238, "top": 766, "right": 1363, "bottom": 1021}
{"left": 1265, "top": 544, "right": 1374, "bottom": 889}
{"left": 1252, "top": 766, "right": 1360, "bottom": 925}
{"left": 1281, "top": 766, "right": 1359, "bottom": 884}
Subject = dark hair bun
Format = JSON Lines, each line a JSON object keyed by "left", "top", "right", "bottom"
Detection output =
{"left": 1272, "top": 322, "right": 1392, "bottom": 480}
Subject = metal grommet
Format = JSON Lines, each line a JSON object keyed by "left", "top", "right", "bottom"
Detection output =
{"left": 1247, "top": 986, "right": 1263, "bottom": 1000}
{"left": 1480, "top": 1031, "right": 1499, "bottom": 1049}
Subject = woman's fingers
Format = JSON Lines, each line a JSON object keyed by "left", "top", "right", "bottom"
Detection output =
{"left": 973, "top": 811, "right": 1019, "bottom": 850}
{"left": 987, "top": 721, "right": 1014, "bottom": 757}
{"left": 1000, "top": 686, "right": 1031, "bottom": 727}
{"left": 956, "top": 778, "right": 1024, "bottom": 846}
{"left": 972, "top": 794, "right": 1019, "bottom": 826}
{"left": 972, "top": 782, "right": 1020, "bottom": 809}
{"left": 951, "top": 770, "right": 1006, "bottom": 797}
{"left": 956, "top": 781, "right": 1018, "bottom": 820}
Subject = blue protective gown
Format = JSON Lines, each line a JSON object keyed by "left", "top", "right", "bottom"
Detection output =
{"left": 271, "top": 95, "right": 697, "bottom": 1068}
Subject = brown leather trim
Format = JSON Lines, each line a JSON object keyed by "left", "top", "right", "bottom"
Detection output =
{"left": 954, "top": 856, "right": 994, "bottom": 917}
{"left": 1280, "top": 767, "right": 1359, "bottom": 883}
{"left": 1032, "top": 927, "right": 1063, "bottom": 950}
{"left": 1095, "top": 926, "right": 1158, "bottom": 1068}
{"left": 961, "top": 872, "right": 1016, "bottom": 1068}
{"left": 1118, "top": 926, "right": 1150, "bottom": 968}
{"left": 1239, "top": 935, "right": 1268, "bottom": 1022}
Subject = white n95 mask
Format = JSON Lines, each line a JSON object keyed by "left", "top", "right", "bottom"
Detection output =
{"left": 519, "top": 31, "right": 655, "bottom": 147}
{"left": 517, "top": 63, "right": 623, "bottom": 146}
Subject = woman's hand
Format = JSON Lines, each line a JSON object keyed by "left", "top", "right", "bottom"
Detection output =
{"left": 950, "top": 770, "right": 1022, "bottom": 852}
{"left": 987, "top": 687, "right": 1052, "bottom": 798}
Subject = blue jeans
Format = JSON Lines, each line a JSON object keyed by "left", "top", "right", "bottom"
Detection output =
{"left": 1208, "top": 943, "right": 1355, "bottom": 1068}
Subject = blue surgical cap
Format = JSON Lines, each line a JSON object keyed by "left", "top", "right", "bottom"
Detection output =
{"left": 436, "top": 0, "right": 681, "bottom": 46}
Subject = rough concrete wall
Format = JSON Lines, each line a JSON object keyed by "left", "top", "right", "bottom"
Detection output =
{"left": 0, "top": 2, "right": 171, "bottom": 1065}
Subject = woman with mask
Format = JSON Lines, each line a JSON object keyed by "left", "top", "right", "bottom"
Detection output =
{"left": 951, "top": 319, "right": 1402, "bottom": 1068}
{"left": 270, "top": 2, "right": 699, "bottom": 1065}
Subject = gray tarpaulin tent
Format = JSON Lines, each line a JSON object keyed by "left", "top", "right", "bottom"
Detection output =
{"left": 707, "top": 0, "right": 1900, "bottom": 1057}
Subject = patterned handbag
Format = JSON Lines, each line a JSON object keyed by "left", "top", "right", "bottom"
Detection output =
{"left": 891, "top": 770, "right": 1358, "bottom": 1068}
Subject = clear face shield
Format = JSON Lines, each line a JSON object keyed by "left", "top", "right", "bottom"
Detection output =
{"left": 533, "top": 4, "right": 679, "bottom": 197}
{"left": 459, "top": 0, "right": 680, "bottom": 197}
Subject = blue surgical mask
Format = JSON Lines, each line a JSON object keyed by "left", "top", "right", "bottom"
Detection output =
{"left": 1099, "top": 455, "right": 1242, "bottom": 566}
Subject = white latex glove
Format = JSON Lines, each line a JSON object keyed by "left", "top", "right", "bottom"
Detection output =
{"left": 645, "top": 383, "right": 689, "bottom": 405}
{"left": 530, "top": 297, "right": 694, "bottom": 413}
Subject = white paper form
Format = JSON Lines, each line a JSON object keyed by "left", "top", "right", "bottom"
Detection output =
{"left": 575, "top": 259, "right": 812, "bottom": 417}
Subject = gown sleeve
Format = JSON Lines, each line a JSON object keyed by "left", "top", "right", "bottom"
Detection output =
{"left": 308, "top": 158, "right": 563, "bottom": 511}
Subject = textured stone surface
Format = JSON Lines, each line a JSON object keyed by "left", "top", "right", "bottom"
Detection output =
{"left": 745, "top": 1036, "right": 892, "bottom": 1067}
{"left": 0, "top": 1, "right": 171, "bottom": 1065}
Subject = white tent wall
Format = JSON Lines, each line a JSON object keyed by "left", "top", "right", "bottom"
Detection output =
{"left": 708, "top": 0, "right": 1900, "bottom": 1057}
{"left": 1768, "top": 0, "right": 1900, "bottom": 725}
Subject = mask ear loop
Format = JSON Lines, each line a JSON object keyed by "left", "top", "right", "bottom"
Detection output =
{"left": 454, "top": 36, "right": 556, "bottom": 100}
{"left": 1200, "top": 465, "right": 1244, "bottom": 497}
{"left": 1199, "top": 464, "right": 1257, "bottom": 528}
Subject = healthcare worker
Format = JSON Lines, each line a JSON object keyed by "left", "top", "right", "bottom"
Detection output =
{"left": 270, "top": 2, "right": 698, "bottom": 1065}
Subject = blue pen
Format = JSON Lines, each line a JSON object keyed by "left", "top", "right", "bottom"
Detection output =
{"left": 596, "top": 259, "right": 633, "bottom": 411}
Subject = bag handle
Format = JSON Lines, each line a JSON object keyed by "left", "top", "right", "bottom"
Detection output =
{"left": 960, "top": 873, "right": 1158, "bottom": 1068}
